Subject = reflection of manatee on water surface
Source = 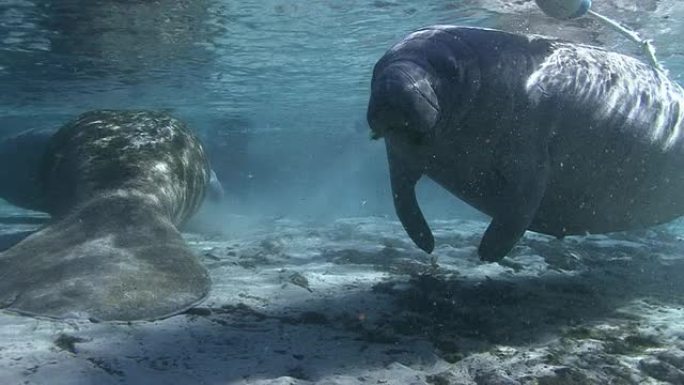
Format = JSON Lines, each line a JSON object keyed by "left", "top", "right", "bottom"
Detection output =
{"left": 0, "top": 110, "right": 213, "bottom": 322}
{"left": 368, "top": 26, "right": 684, "bottom": 262}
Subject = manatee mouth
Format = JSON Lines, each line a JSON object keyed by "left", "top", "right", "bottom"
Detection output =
{"left": 367, "top": 62, "right": 440, "bottom": 142}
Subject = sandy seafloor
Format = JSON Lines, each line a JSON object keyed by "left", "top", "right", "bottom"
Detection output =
{"left": 2, "top": 203, "right": 684, "bottom": 385}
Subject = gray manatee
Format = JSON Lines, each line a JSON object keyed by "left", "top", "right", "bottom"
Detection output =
{"left": 0, "top": 126, "right": 225, "bottom": 213}
{"left": 367, "top": 26, "right": 684, "bottom": 261}
{"left": 0, "top": 110, "right": 212, "bottom": 321}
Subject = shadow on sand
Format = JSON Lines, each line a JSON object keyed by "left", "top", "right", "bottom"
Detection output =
{"left": 59, "top": 223, "right": 684, "bottom": 384}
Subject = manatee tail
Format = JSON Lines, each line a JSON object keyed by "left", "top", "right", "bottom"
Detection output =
{"left": 386, "top": 140, "right": 434, "bottom": 253}
{"left": 0, "top": 194, "right": 210, "bottom": 322}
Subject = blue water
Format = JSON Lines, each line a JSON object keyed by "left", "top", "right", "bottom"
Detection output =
{"left": 1, "top": 0, "right": 683, "bottom": 220}
{"left": 4, "top": 3, "right": 684, "bottom": 383}
{"left": 0, "top": 1, "right": 490, "bottom": 125}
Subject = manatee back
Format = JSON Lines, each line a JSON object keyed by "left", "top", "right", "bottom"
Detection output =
{"left": 41, "top": 110, "right": 210, "bottom": 225}
{"left": 0, "top": 110, "right": 212, "bottom": 322}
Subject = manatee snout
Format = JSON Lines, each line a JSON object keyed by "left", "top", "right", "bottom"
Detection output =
{"left": 367, "top": 62, "right": 439, "bottom": 142}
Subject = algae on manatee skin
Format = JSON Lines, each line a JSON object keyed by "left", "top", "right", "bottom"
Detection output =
{"left": 640, "top": 353, "right": 684, "bottom": 384}
{"left": 562, "top": 326, "right": 595, "bottom": 340}
{"left": 288, "top": 272, "right": 313, "bottom": 292}
{"left": 497, "top": 257, "right": 525, "bottom": 272}
{"left": 607, "top": 333, "right": 662, "bottom": 355}
{"left": 425, "top": 371, "right": 456, "bottom": 385}
{"left": 536, "top": 367, "right": 592, "bottom": 385}
{"left": 441, "top": 352, "right": 465, "bottom": 364}
{"left": 563, "top": 323, "right": 663, "bottom": 356}
{"left": 53, "top": 333, "right": 88, "bottom": 354}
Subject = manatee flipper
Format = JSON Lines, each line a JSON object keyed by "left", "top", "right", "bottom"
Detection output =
{"left": 386, "top": 140, "right": 434, "bottom": 253}
{"left": 0, "top": 195, "right": 210, "bottom": 322}
{"left": 478, "top": 136, "right": 551, "bottom": 262}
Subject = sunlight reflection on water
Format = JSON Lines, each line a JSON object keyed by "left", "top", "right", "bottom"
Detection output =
{"left": 0, "top": 0, "right": 680, "bottom": 131}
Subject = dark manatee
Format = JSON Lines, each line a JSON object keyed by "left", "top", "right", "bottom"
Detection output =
{"left": 367, "top": 26, "right": 684, "bottom": 262}
{"left": 0, "top": 110, "right": 212, "bottom": 321}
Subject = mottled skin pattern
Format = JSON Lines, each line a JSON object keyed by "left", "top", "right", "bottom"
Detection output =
{"left": 0, "top": 125, "right": 224, "bottom": 216}
{"left": 0, "top": 110, "right": 212, "bottom": 321}
{"left": 42, "top": 110, "right": 210, "bottom": 224}
{"left": 368, "top": 26, "right": 684, "bottom": 262}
